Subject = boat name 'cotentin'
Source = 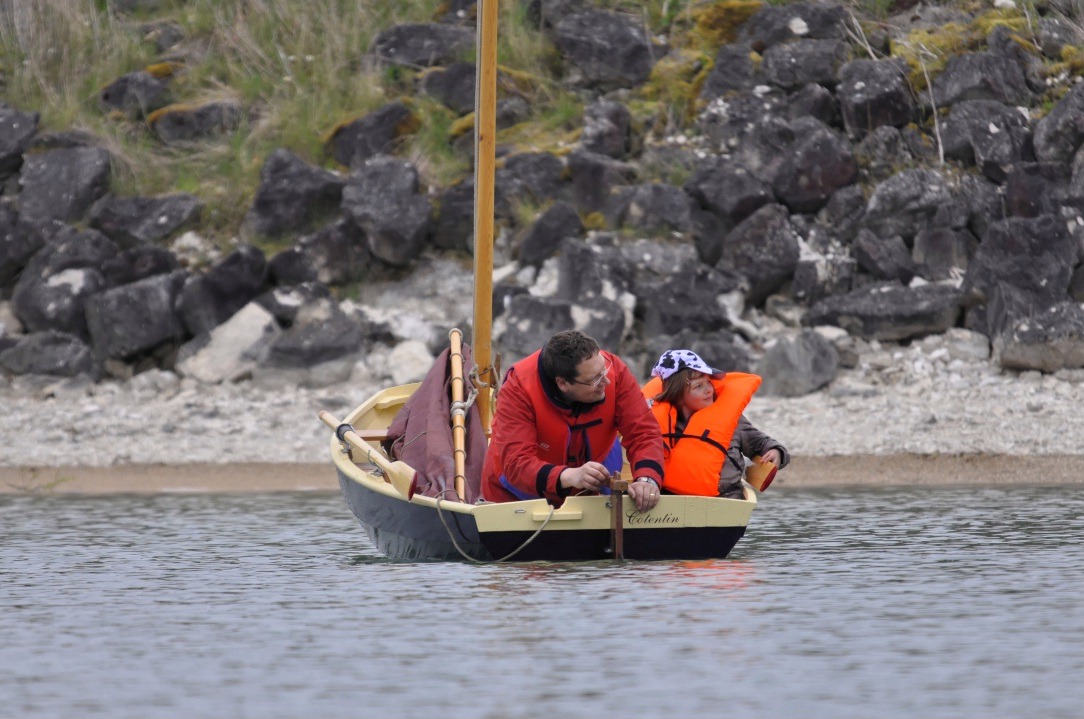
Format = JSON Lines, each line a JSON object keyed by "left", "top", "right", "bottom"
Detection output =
{"left": 625, "top": 511, "right": 680, "bottom": 525}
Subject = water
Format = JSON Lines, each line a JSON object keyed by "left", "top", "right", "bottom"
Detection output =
{"left": 2, "top": 485, "right": 1082, "bottom": 718}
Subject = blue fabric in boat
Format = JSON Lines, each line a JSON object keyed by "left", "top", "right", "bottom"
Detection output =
{"left": 382, "top": 343, "right": 487, "bottom": 503}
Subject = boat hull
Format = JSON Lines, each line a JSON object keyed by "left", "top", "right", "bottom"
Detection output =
{"left": 339, "top": 468, "right": 749, "bottom": 561}
{"left": 329, "top": 384, "right": 758, "bottom": 563}
{"left": 336, "top": 466, "right": 492, "bottom": 561}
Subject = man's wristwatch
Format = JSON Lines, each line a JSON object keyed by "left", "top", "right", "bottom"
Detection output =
{"left": 635, "top": 477, "right": 660, "bottom": 489}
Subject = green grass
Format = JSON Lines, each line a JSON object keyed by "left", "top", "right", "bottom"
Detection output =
{"left": 4, "top": 0, "right": 1078, "bottom": 250}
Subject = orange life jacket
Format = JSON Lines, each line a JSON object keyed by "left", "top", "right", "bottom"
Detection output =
{"left": 642, "top": 373, "right": 762, "bottom": 496}
{"left": 519, "top": 349, "right": 621, "bottom": 467}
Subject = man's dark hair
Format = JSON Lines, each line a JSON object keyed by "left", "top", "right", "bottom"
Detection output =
{"left": 542, "top": 330, "right": 600, "bottom": 381}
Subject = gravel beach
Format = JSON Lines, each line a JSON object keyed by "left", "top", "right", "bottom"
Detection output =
{"left": 3, "top": 334, "right": 1084, "bottom": 493}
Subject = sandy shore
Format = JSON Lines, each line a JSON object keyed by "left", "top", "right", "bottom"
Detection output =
{"left": 3, "top": 454, "right": 1082, "bottom": 495}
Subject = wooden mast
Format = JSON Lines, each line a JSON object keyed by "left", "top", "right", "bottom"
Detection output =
{"left": 472, "top": 0, "right": 498, "bottom": 433}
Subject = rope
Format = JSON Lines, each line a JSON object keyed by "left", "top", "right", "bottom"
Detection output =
{"left": 435, "top": 498, "right": 556, "bottom": 563}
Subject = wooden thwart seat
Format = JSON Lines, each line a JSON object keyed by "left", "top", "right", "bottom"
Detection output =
{"left": 352, "top": 428, "right": 388, "bottom": 442}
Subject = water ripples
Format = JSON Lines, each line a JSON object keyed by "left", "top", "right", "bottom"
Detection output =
{"left": 2, "top": 486, "right": 1082, "bottom": 718}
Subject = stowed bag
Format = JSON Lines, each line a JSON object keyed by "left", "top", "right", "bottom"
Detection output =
{"left": 383, "top": 343, "right": 488, "bottom": 503}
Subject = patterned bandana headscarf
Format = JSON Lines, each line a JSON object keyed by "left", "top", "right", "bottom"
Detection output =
{"left": 650, "top": 349, "right": 724, "bottom": 380}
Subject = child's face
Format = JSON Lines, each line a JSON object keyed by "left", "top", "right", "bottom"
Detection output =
{"left": 681, "top": 372, "right": 715, "bottom": 414}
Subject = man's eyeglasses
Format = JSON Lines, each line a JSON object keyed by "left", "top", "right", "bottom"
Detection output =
{"left": 570, "top": 358, "right": 612, "bottom": 387}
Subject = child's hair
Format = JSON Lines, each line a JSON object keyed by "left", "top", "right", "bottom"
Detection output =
{"left": 653, "top": 368, "right": 703, "bottom": 405}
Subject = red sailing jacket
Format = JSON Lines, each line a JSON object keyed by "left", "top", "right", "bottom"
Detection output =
{"left": 642, "top": 373, "right": 762, "bottom": 496}
{"left": 481, "top": 349, "right": 665, "bottom": 505}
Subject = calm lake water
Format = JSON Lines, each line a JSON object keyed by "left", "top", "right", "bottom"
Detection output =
{"left": 2, "top": 485, "right": 1082, "bottom": 719}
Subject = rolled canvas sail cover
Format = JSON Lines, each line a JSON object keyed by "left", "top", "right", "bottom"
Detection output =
{"left": 382, "top": 343, "right": 487, "bottom": 503}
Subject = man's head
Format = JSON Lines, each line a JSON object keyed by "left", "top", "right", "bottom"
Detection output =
{"left": 543, "top": 330, "right": 610, "bottom": 403}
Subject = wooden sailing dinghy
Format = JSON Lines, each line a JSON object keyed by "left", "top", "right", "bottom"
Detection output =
{"left": 318, "top": 1, "right": 759, "bottom": 561}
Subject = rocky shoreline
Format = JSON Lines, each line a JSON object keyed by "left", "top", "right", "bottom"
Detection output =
{"left": 2, "top": 0, "right": 1084, "bottom": 409}
{"left": 3, "top": 332, "right": 1083, "bottom": 492}
{"left": 2, "top": 1, "right": 1084, "bottom": 494}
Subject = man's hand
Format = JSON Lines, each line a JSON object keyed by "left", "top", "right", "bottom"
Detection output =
{"left": 627, "top": 478, "right": 660, "bottom": 512}
{"left": 559, "top": 461, "right": 611, "bottom": 491}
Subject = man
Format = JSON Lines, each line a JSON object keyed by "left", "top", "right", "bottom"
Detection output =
{"left": 481, "top": 330, "right": 665, "bottom": 511}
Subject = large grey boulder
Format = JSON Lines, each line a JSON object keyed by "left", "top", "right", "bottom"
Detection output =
{"left": 272, "top": 218, "right": 370, "bottom": 286}
{"left": 495, "top": 152, "right": 568, "bottom": 211}
{"left": 517, "top": 201, "right": 583, "bottom": 268}
{"left": 497, "top": 293, "right": 626, "bottom": 366}
{"left": 149, "top": 100, "right": 243, "bottom": 144}
{"left": 243, "top": 149, "right": 344, "bottom": 237}
{"left": 100, "top": 245, "right": 181, "bottom": 287}
{"left": 0, "top": 204, "right": 43, "bottom": 288}
{"left": 788, "top": 82, "right": 841, "bottom": 127}
{"left": 685, "top": 158, "right": 773, "bottom": 228}
{"left": 326, "top": 102, "right": 419, "bottom": 170}
{"left": 98, "top": 71, "right": 170, "bottom": 118}
{"left": 855, "top": 126, "right": 916, "bottom": 183}
{"left": 607, "top": 183, "right": 698, "bottom": 235}
{"left": 804, "top": 282, "right": 963, "bottom": 341}
{"left": 853, "top": 229, "right": 915, "bottom": 284}
{"left": 912, "top": 226, "right": 977, "bottom": 282}
{"left": 819, "top": 184, "right": 866, "bottom": 244}
{"left": 89, "top": 193, "right": 201, "bottom": 248}
{"left": 371, "top": 23, "right": 474, "bottom": 67}
{"left": 861, "top": 168, "right": 952, "bottom": 243}
{"left": 738, "top": 1, "right": 846, "bottom": 51}
{"left": 726, "top": 113, "right": 792, "bottom": 184}
{"left": 0, "top": 107, "right": 39, "bottom": 177}
{"left": 255, "top": 282, "right": 334, "bottom": 326}
{"left": 566, "top": 149, "right": 636, "bottom": 214}
{"left": 770, "top": 117, "right": 856, "bottom": 213}
{"left": 638, "top": 263, "right": 746, "bottom": 338}
{"left": 699, "top": 44, "right": 758, "bottom": 102}
{"left": 430, "top": 180, "right": 475, "bottom": 252}
{"left": 699, "top": 88, "right": 788, "bottom": 158}
{"left": 553, "top": 236, "right": 636, "bottom": 305}
{"left": 419, "top": 63, "right": 476, "bottom": 115}
{"left": 940, "top": 100, "right": 1030, "bottom": 183}
{"left": 11, "top": 228, "right": 118, "bottom": 337}
{"left": 0, "top": 331, "right": 98, "bottom": 378}
{"left": 758, "top": 329, "right": 839, "bottom": 396}
{"left": 553, "top": 10, "right": 655, "bottom": 90}
{"left": 997, "top": 301, "right": 1084, "bottom": 373}
{"left": 718, "top": 203, "right": 800, "bottom": 306}
{"left": 251, "top": 300, "right": 369, "bottom": 389}
{"left": 761, "top": 39, "right": 849, "bottom": 90}
{"left": 1033, "top": 81, "right": 1084, "bottom": 164}
{"left": 18, "top": 147, "right": 111, "bottom": 222}
{"left": 341, "top": 156, "right": 432, "bottom": 267}
{"left": 956, "top": 173, "right": 1005, "bottom": 240}
{"left": 581, "top": 98, "right": 631, "bottom": 159}
{"left": 176, "top": 244, "right": 268, "bottom": 336}
{"left": 930, "top": 52, "right": 1032, "bottom": 108}
{"left": 1003, "top": 163, "right": 1071, "bottom": 219}
{"left": 263, "top": 298, "right": 367, "bottom": 369}
{"left": 963, "top": 214, "right": 1078, "bottom": 307}
{"left": 84, "top": 270, "right": 187, "bottom": 360}
{"left": 836, "top": 58, "right": 914, "bottom": 139}
{"left": 175, "top": 301, "right": 281, "bottom": 383}
{"left": 791, "top": 242, "right": 857, "bottom": 307}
